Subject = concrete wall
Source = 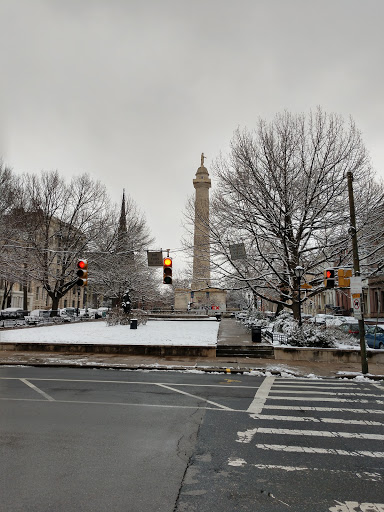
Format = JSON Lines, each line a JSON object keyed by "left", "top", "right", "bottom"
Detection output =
{"left": 0, "top": 342, "right": 216, "bottom": 358}
{"left": 274, "top": 346, "right": 384, "bottom": 364}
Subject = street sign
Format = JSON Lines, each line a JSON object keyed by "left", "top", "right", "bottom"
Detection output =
{"left": 229, "top": 243, "right": 246, "bottom": 260}
{"left": 352, "top": 294, "right": 362, "bottom": 319}
{"left": 147, "top": 251, "right": 163, "bottom": 267}
{"left": 350, "top": 276, "right": 363, "bottom": 295}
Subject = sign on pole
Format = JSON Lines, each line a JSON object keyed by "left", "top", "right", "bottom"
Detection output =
{"left": 147, "top": 251, "right": 163, "bottom": 267}
{"left": 352, "top": 294, "right": 362, "bottom": 319}
{"left": 350, "top": 276, "right": 363, "bottom": 295}
{"left": 229, "top": 243, "right": 246, "bottom": 260}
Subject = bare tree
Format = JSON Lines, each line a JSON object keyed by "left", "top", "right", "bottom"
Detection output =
{"left": 0, "top": 163, "right": 22, "bottom": 308}
{"left": 89, "top": 194, "right": 158, "bottom": 308}
{"left": 11, "top": 171, "right": 112, "bottom": 312}
{"left": 207, "top": 108, "right": 377, "bottom": 319}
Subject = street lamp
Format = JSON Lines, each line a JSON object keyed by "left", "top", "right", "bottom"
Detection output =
{"left": 294, "top": 265, "right": 305, "bottom": 327}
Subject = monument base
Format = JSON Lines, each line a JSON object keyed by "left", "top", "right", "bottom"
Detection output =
{"left": 174, "top": 287, "right": 227, "bottom": 313}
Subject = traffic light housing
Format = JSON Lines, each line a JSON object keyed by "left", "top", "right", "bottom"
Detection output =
{"left": 338, "top": 268, "right": 352, "bottom": 287}
{"left": 76, "top": 259, "right": 88, "bottom": 286}
{"left": 163, "top": 257, "right": 172, "bottom": 284}
{"left": 324, "top": 268, "right": 335, "bottom": 288}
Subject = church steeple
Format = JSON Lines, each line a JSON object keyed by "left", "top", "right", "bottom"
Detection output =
{"left": 118, "top": 189, "right": 127, "bottom": 234}
{"left": 116, "top": 189, "right": 128, "bottom": 252}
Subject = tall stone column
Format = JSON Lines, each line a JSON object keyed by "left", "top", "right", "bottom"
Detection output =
{"left": 192, "top": 153, "right": 211, "bottom": 291}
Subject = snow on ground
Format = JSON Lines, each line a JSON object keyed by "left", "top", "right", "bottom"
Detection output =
{"left": 0, "top": 320, "right": 220, "bottom": 346}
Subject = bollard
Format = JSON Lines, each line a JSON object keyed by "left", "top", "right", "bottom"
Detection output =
{"left": 130, "top": 318, "right": 138, "bottom": 329}
{"left": 251, "top": 325, "right": 261, "bottom": 343}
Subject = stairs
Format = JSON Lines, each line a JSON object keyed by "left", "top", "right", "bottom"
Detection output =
{"left": 216, "top": 343, "right": 274, "bottom": 359}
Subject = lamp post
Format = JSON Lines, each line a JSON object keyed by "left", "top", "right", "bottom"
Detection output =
{"left": 294, "top": 266, "right": 305, "bottom": 327}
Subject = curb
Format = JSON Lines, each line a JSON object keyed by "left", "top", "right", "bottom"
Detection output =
{"left": 1, "top": 360, "right": 383, "bottom": 380}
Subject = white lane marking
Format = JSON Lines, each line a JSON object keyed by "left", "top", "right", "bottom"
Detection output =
{"left": 275, "top": 379, "right": 363, "bottom": 385}
{"left": 271, "top": 390, "right": 379, "bottom": 398}
{"left": 250, "top": 465, "right": 383, "bottom": 481}
{"left": 268, "top": 396, "right": 383, "bottom": 404}
{"left": 0, "top": 377, "right": 259, "bottom": 389}
{"left": 255, "top": 427, "right": 384, "bottom": 441}
{"left": 329, "top": 501, "right": 384, "bottom": 512}
{"left": 247, "top": 376, "right": 275, "bottom": 414}
{"left": 272, "top": 384, "right": 370, "bottom": 389}
{"left": 0, "top": 397, "right": 242, "bottom": 410}
{"left": 156, "top": 383, "right": 233, "bottom": 410}
{"left": 19, "top": 378, "right": 55, "bottom": 401}
{"left": 263, "top": 405, "right": 384, "bottom": 414}
{"left": 255, "top": 444, "right": 384, "bottom": 458}
{"left": 250, "top": 414, "right": 383, "bottom": 426}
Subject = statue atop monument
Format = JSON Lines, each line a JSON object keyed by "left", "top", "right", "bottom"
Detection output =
{"left": 200, "top": 152, "right": 206, "bottom": 167}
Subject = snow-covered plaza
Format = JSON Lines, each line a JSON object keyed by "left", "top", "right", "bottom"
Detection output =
{"left": 0, "top": 319, "right": 220, "bottom": 346}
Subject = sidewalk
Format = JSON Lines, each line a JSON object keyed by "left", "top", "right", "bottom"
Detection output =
{"left": 0, "top": 318, "right": 383, "bottom": 379}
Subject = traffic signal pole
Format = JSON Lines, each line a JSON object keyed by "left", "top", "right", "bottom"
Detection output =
{"left": 347, "top": 171, "right": 368, "bottom": 374}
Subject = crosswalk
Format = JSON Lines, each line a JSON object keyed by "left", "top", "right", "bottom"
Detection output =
{"left": 228, "top": 377, "right": 384, "bottom": 511}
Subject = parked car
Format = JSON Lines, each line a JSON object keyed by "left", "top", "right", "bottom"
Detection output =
{"left": 337, "top": 322, "right": 384, "bottom": 349}
{"left": 86, "top": 308, "right": 99, "bottom": 319}
{"left": 0, "top": 307, "right": 26, "bottom": 319}
{"left": 24, "top": 309, "right": 51, "bottom": 325}
{"left": 337, "top": 322, "right": 360, "bottom": 337}
{"left": 365, "top": 324, "right": 384, "bottom": 349}
{"left": 59, "top": 308, "right": 76, "bottom": 321}
{"left": 326, "top": 315, "right": 353, "bottom": 327}
{"left": 308, "top": 314, "right": 335, "bottom": 325}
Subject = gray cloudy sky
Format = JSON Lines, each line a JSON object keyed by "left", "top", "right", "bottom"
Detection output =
{"left": 1, "top": 0, "right": 383, "bottom": 269}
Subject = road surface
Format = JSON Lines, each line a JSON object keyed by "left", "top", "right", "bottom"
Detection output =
{"left": 1, "top": 366, "right": 383, "bottom": 511}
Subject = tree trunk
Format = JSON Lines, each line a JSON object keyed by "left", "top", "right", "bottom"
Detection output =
{"left": 51, "top": 295, "right": 60, "bottom": 316}
{"left": 23, "top": 284, "right": 28, "bottom": 311}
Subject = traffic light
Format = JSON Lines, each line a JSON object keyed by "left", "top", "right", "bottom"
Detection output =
{"left": 163, "top": 257, "right": 172, "bottom": 284}
{"left": 338, "top": 268, "right": 352, "bottom": 287}
{"left": 324, "top": 268, "right": 335, "bottom": 288}
{"left": 76, "top": 259, "right": 88, "bottom": 286}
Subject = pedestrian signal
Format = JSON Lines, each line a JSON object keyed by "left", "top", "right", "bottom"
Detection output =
{"left": 324, "top": 268, "right": 335, "bottom": 288}
{"left": 163, "top": 257, "right": 172, "bottom": 284}
{"left": 76, "top": 259, "right": 88, "bottom": 286}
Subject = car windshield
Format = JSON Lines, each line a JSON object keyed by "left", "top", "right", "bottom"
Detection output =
{"left": 366, "top": 325, "right": 384, "bottom": 335}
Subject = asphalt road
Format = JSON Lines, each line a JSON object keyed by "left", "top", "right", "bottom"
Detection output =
{"left": 0, "top": 367, "right": 383, "bottom": 512}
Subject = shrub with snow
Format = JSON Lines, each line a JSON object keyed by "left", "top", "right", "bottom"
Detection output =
{"left": 273, "top": 311, "right": 337, "bottom": 348}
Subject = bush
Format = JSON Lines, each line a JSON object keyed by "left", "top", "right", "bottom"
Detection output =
{"left": 284, "top": 324, "right": 336, "bottom": 348}
{"left": 273, "top": 311, "right": 337, "bottom": 348}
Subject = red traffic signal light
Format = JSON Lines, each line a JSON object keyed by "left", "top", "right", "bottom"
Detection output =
{"left": 163, "top": 257, "right": 172, "bottom": 284}
{"left": 324, "top": 268, "right": 335, "bottom": 288}
{"left": 76, "top": 259, "right": 88, "bottom": 286}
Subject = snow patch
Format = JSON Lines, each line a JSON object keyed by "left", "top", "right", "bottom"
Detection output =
{"left": 228, "top": 457, "right": 247, "bottom": 467}
{"left": 0, "top": 320, "right": 219, "bottom": 346}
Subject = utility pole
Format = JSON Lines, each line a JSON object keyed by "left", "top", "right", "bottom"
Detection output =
{"left": 347, "top": 171, "right": 368, "bottom": 374}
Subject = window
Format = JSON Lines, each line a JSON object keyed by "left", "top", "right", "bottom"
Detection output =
{"left": 36, "top": 287, "right": 40, "bottom": 300}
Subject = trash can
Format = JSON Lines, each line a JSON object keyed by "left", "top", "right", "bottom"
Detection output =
{"left": 215, "top": 313, "right": 222, "bottom": 321}
{"left": 130, "top": 318, "right": 138, "bottom": 329}
{"left": 251, "top": 325, "right": 262, "bottom": 343}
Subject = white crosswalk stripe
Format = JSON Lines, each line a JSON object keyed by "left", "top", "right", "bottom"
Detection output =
{"left": 229, "top": 376, "right": 384, "bottom": 483}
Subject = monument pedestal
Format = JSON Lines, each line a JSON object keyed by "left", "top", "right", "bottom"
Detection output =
{"left": 174, "top": 287, "right": 227, "bottom": 313}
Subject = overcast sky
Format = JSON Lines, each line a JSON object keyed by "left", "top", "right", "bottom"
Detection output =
{"left": 1, "top": 0, "right": 383, "bottom": 270}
